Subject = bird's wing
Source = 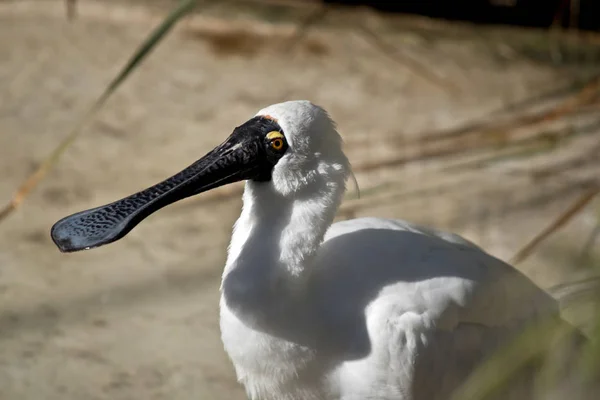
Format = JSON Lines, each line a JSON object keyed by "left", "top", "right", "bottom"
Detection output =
{"left": 314, "top": 217, "right": 562, "bottom": 399}
{"left": 321, "top": 217, "right": 559, "bottom": 327}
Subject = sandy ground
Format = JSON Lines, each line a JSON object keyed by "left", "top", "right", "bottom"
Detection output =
{"left": 0, "top": 1, "right": 599, "bottom": 399}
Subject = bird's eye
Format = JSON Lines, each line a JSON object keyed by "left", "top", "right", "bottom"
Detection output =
{"left": 270, "top": 138, "right": 284, "bottom": 151}
{"left": 266, "top": 131, "right": 286, "bottom": 152}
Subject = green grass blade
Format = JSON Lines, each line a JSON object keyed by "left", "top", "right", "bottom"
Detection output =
{"left": 0, "top": 0, "right": 198, "bottom": 223}
{"left": 97, "top": 0, "right": 198, "bottom": 105}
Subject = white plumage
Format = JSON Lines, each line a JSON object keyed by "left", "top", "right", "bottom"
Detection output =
{"left": 218, "top": 101, "right": 560, "bottom": 400}
{"left": 51, "top": 100, "right": 580, "bottom": 400}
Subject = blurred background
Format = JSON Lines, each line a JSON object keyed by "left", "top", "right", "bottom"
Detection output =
{"left": 0, "top": 0, "right": 599, "bottom": 399}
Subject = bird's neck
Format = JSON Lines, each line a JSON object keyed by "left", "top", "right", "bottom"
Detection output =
{"left": 220, "top": 177, "right": 344, "bottom": 329}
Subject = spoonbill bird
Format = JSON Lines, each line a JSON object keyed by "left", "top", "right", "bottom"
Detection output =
{"left": 51, "top": 101, "right": 577, "bottom": 400}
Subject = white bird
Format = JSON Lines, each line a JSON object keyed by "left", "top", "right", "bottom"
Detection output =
{"left": 51, "top": 101, "right": 581, "bottom": 400}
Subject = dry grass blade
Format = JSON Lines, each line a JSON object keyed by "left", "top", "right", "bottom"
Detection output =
{"left": 356, "top": 23, "right": 461, "bottom": 95}
{"left": 351, "top": 76, "right": 600, "bottom": 174}
{"left": 550, "top": 276, "right": 600, "bottom": 310}
{"left": 540, "top": 75, "right": 600, "bottom": 124}
{"left": 408, "top": 74, "right": 600, "bottom": 145}
{"left": 0, "top": 0, "right": 198, "bottom": 224}
{"left": 511, "top": 185, "right": 600, "bottom": 264}
{"left": 419, "top": 75, "right": 600, "bottom": 144}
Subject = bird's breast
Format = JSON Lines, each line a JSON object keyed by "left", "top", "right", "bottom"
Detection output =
{"left": 219, "top": 296, "right": 331, "bottom": 399}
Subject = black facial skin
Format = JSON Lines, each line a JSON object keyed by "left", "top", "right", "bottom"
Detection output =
{"left": 50, "top": 116, "right": 288, "bottom": 253}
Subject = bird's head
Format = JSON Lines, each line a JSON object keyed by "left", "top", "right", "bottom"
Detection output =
{"left": 253, "top": 100, "right": 350, "bottom": 197}
{"left": 50, "top": 100, "right": 350, "bottom": 253}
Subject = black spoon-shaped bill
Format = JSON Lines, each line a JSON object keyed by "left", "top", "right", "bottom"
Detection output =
{"left": 50, "top": 135, "right": 266, "bottom": 253}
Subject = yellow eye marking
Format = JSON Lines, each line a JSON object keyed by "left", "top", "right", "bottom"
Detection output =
{"left": 266, "top": 131, "right": 284, "bottom": 140}
{"left": 266, "top": 131, "right": 285, "bottom": 151}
